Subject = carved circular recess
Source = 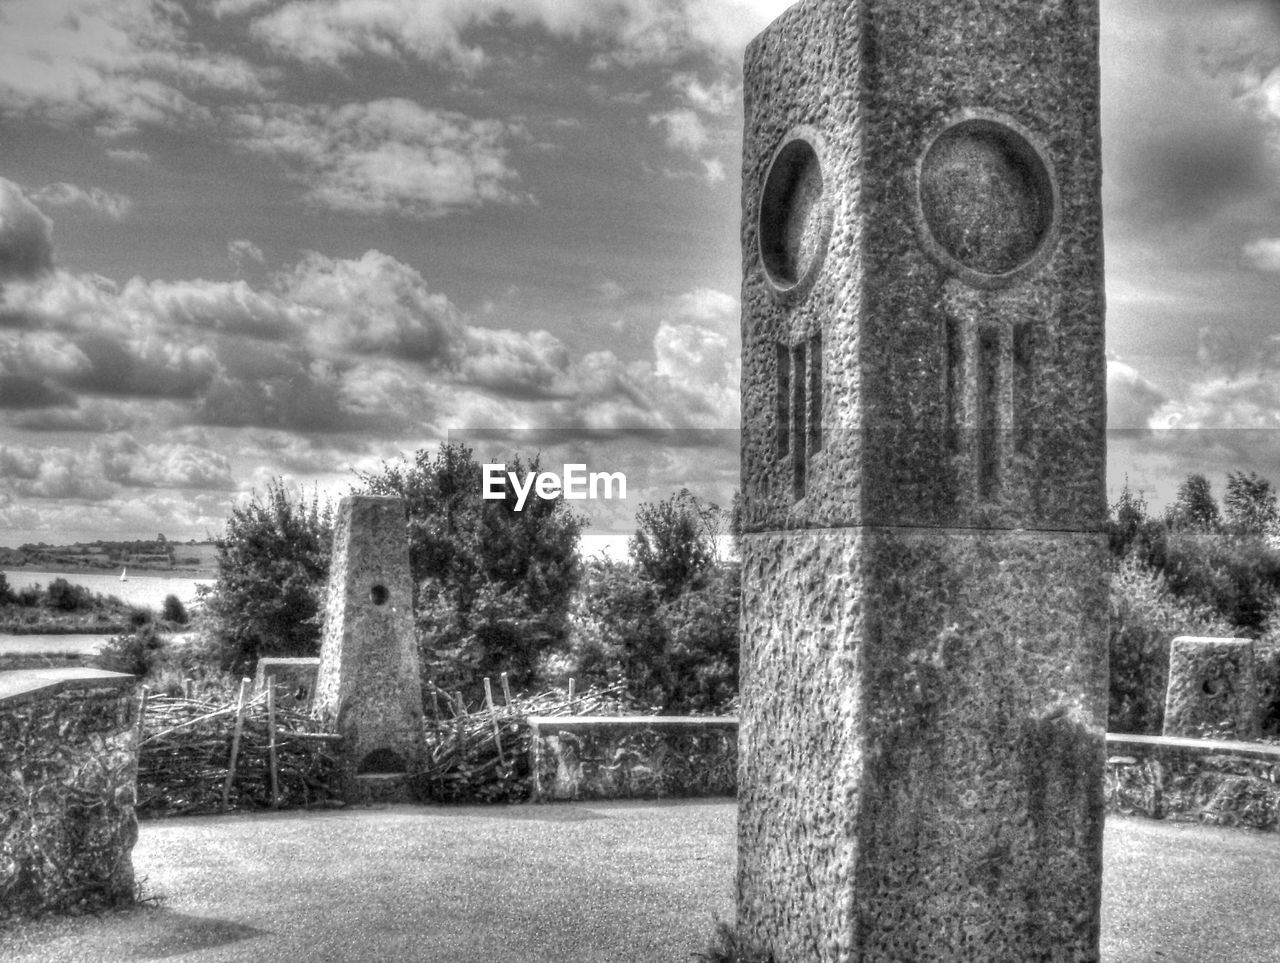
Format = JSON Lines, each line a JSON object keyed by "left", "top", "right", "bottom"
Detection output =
{"left": 759, "top": 128, "right": 832, "bottom": 298}
{"left": 918, "top": 115, "right": 1058, "bottom": 286}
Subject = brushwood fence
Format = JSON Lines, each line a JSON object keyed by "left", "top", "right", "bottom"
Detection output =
{"left": 415, "top": 679, "right": 633, "bottom": 803}
{"left": 135, "top": 680, "right": 340, "bottom": 817}
{"left": 134, "top": 676, "right": 734, "bottom": 812}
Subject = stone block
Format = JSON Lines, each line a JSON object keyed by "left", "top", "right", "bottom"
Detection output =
{"left": 1163, "top": 636, "right": 1258, "bottom": 741}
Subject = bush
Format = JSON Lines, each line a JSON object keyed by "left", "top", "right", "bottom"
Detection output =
{"left": 161, "top": 594, "right": 188, "bottom": 625}
{"left": 555, "top": 558, "right": 740, "bottom": 714}
{"left": 43, "top": 577, "right": 92, "bottom": 612}
{"left": 94, "top": 624, "right": 170, "bottom": 678}
{"left": 1160, "top": 528, "right": 1280, "bottom": 635}
{"left": 1109, "top": 558, "right": 1234, "bottom": 735}
{"left": 202, "top": 479, "right": 333, "bottom": 675}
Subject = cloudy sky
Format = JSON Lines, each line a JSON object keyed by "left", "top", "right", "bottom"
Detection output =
{"left": 0, "top": 0, "right": 1278, "bottom": 548}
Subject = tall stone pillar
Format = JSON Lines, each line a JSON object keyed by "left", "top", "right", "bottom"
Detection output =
{"left": 737, "top": 2, "right": 1108, "bottom": 960}
{"left": 314, "top": 495, "right": 424, "bottom": 796}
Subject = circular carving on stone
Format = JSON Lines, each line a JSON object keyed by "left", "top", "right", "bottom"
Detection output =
{"left": 917, "top": 114, "right": 1058, "bottom": 286}
{"left": 758, "top": 128, "right": 832, "bottom": 298}
{"left": 370, "top": 584, "right": 389, "bottom": 606}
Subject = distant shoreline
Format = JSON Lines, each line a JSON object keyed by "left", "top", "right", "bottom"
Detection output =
{"left": 4, "top": 563, "right": 217, "bottom": 580}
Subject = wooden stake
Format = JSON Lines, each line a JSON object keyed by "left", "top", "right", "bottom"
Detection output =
{"left": 134, "top": 686, "right": 150, "bottom": 746}
{"left": 221, "top": 677, "right": 251, "bottom": 813}
{"left": 568, "top": 677, "right": 576, "bottom": 710}
{"left": 483, "top": 678, "right": 506, "bottom": 766}
{"left": 500, "top": 671, "right": 512, "bottom": 707}
{"left": 267, "top": 676, "right": 280, "bottom": 810}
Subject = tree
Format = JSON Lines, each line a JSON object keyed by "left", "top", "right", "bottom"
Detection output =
{"left": 202, "top": 480, "right": 333, "bottom": 674}
{"left": 357, "top": 444, "right": 585, "bottom": 692}
{"left": 1224, "top": 470, "right": 1279, "bottom": 538}
{"left": 630, "top": 490, "right": 719, "bottom": 600}
{"left": 1165, "top": 473, "right": 1220, "bottom": 531}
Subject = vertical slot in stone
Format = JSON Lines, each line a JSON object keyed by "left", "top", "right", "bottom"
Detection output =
{"left": 808, "top": 334, "right": 823, "bottom": 455}
{"left": 792, "top": 342, "right": 807, "bottom": 500}
{"left": 944, "top": 314, "right": 962, "bottom": 454}
{"left": 776, "top": 341, "right": 790, "bottom": 461}
{"left": 1013, "top": 321, "right": 1033, "bottom": 454}
{"left": 977, "top": 326, "right": 1000, "bottom": 499}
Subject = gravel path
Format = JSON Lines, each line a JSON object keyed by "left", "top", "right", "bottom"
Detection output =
{"left": 3, "top": 804, "right": 1279, "bottom": 962}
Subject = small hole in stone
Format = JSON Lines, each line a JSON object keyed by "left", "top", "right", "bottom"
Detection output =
{"left": 370, "top": 584, "right": 389, "bottom": 606}
{"left": 1202, "top": 678, "right": 1226, "bottom": 696}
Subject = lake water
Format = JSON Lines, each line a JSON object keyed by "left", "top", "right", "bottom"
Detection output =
{"left": 0, "top": 634, "right": 115, "bottom": 656}
{"left": 3, "top": 570, "right": 213, "bottom": 610}
{"left": 0, "top": 571, "right": 214, "bottom": 657}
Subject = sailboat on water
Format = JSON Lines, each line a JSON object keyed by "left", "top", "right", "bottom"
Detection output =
{"left": 119, "top": 567, "right": 128, "bottom": 582}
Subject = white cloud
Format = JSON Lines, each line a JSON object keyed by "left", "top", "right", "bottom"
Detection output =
{"left": 650, "top": 108, "right": 710, "bottom": 153}
{"left": 228, "top": 239, "right": 265, "bottom": 270}
{"left": 277, "top": 249, "right": 463, "bottom": 361}
{"left": 1106, "top": 359, "right": 1169, "bottom": 429}
{"left": 1243, "top": 237, "right": 1280, "bottom": 271}
{"left": 0, "top": 0, "right": 265, "bottom": 135}
{"left": 30, "top": 182, "right": 133, "bottom": 219}
{"left": 229, "top": 98, "right": 529, "bottom": 218}
{"left": 247, "top": 0, "right": 793, "bottom": 70}
{"left": 669, "top": 73, "right": 738, "bottom": 114}
{"left": 0, "top": 178, "right": 54, "bottom": 280}
{"left": 106, "top": 148, "right": 151, "bottom": 166}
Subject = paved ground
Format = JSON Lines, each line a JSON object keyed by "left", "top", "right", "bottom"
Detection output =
{"left": 3, "top": 804, "right": 1279, "bottom": 962}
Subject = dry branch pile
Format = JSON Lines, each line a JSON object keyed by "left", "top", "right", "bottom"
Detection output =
{"left": 136, "top": 686, "right": 340, "bottom": 818}
{"left": 415, "top": 679, "right": 631, "bottom": 803}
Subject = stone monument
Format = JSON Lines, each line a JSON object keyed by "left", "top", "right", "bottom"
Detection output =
{"left": 314, "top": 495, "right": 424, "bottom": 795}
{"left": 738, "top": 2, "right": 1108, "bottom": 959}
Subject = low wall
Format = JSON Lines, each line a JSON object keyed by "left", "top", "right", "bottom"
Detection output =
{"left": 528, "top": 715, "right": 737, "bottom": 802}
{"left": 0, "top": 668, "right": 139, "bottom": 919}
{"left": 1105, "top": 732, "right": 1280, "bottom": 831}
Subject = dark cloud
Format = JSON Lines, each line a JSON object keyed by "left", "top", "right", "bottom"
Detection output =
{"left": 67, "top": 333, "right": 216, "bottom": 399}
{"left": 0, "top": 374, "right": 75, "bottom": 410}
{"left": 0, "top": 179, "right": 54, "bottom": 281}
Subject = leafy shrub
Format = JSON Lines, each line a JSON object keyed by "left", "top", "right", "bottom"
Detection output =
{"left": 129, "top": 606, "right": 154, "bottom": 628}
{"left": 43, "top": 577, "right": 92, "bottom": 612}
{"left": 1109, "top": 558, "right": 1234, "bottom": 734}
{"left": 554, "top": 558, "right": 739, "bottom": 714}
{"left": 161, "top": 594, "right": 188, "bottom": 625}
{"left": 13, "top": 584, "right": 40, "bottom": 607}
{"left": 202, "top": 479, "right": 333, "bottom": 675}
{"left": 1160, "top": 528, "right": 1280, "bottom": 635}
{"left": 94, "top": 624, "right": 170, "bottom": 678}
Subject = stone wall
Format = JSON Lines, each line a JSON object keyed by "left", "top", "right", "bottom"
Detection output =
{"left": 1106, "top": 732, "right": 1280, "bottom": 831}
{"left": 0, "top": 668, "right": 139, "bottom": 919}
{"left": 528, "top": 716, "right": 737, "bottom": 802}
